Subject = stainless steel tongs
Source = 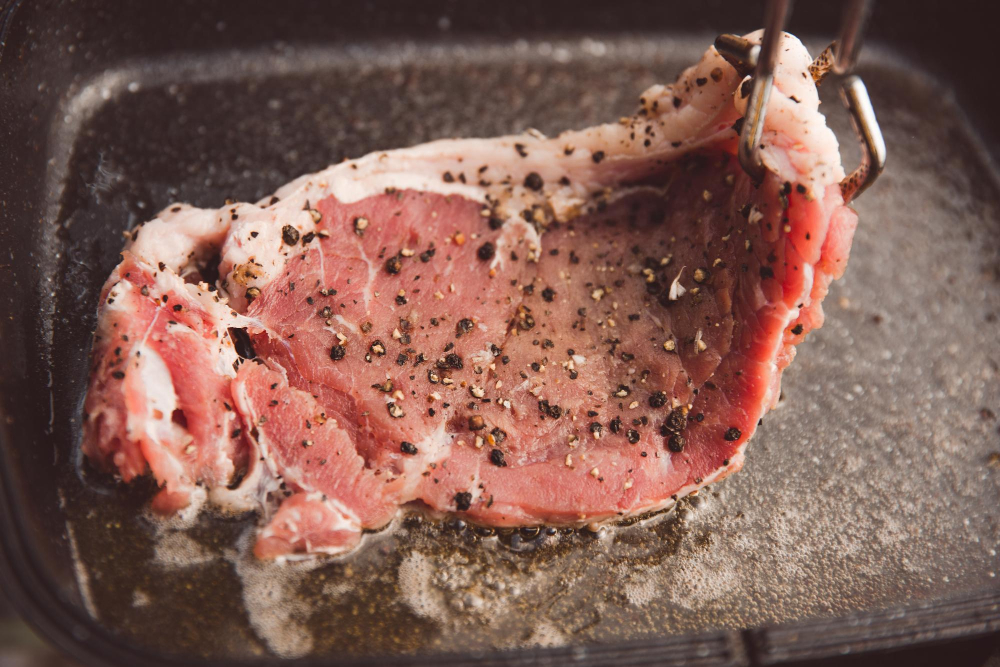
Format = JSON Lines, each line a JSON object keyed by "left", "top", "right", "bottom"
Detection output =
{"left": 714, "top": 0, "right": 886, "bottom": 203}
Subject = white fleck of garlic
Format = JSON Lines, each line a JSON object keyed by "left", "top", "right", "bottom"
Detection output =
{"left": 669, "top": 267, "right": 687, "bottom": 301}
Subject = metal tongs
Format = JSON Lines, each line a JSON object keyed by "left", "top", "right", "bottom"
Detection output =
{"left": 714, "top": 0, "right": 886, "bottom": 202}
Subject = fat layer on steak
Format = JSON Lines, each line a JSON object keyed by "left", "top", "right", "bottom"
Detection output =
{"left": 82, "top": 31, "right": 857, "bottom": 558}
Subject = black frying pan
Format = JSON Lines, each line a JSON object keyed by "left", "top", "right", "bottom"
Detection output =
{"left": 0, "top": 1, "right": 998, "bottom": 665}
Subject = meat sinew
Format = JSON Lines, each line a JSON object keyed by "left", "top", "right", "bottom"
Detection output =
{"left": 82, "top": 32, "right": 857, "bottom": 558}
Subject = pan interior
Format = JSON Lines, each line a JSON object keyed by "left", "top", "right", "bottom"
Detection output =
{"left": 45, "top": 36, "right": 1000, "bottom": 660}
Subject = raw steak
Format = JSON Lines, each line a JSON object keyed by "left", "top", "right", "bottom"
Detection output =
{"left": 82, "top": 32, "right": 857, "bottom": 558}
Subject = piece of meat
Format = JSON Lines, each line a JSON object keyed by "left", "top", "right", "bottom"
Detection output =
{"left": 81, "top": 31, "right": 858, "bottom": 558}
{"left": 81, "top": 253, "right": 252, "bottom": 513}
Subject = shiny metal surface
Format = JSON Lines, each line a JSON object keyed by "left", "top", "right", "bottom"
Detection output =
{"left": 833, "top": 0, "right": 872, "bottom": 75}
{"left": 714, "top": 33, "right": 759, "bottom": 78}
{"left": 830, "top": 0, "right": 886, "bottom": 202}
{"left": 736, "top": 0, "right": 790, "bottom": 183}
{"left": 839, "top": 74, "right": 887, "bottom": 202}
